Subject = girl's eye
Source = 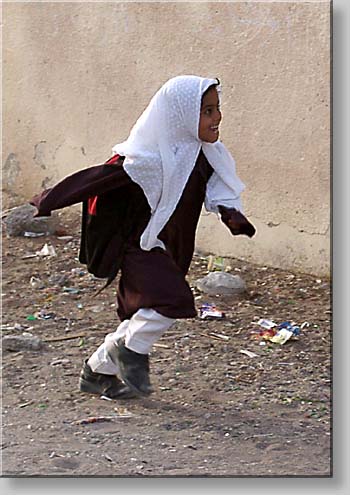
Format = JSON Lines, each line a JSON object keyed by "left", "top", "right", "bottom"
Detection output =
{"left": 203, "top": 106, "right": 220, "bottom": 116}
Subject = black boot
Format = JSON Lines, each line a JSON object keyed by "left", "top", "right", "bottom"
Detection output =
{"left": 79, "top": 360, "right": 135, "bottom": 399}
{"left": 106, "top": 339, "right": 153, "bottom": 397}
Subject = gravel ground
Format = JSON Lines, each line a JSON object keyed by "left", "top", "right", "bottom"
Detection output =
{"left": 1, "top": 211, "right": 332, "bottom": 477}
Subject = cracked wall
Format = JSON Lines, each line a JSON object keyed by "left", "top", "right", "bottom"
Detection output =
{"left": 2, "top": 1, "right": 330, "bottom": 275}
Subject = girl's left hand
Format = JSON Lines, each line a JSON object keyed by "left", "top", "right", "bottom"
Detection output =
{"left": 218, "top": 206, "right": 256, "bottom": 238}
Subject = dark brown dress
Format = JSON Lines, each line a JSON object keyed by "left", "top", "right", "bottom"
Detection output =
{"left": 117, "top": 150, "right": 213, "bottom": 320}
{"left": 31, "top": 150, "right": 213, "bottom": 321}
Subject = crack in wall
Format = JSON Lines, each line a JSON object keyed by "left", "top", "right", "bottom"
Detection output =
{"left": 33, "top": 141, "right": 48, "bottom": 170}
{"left": 265, "top": 221, "right": 329, "bottom": 237}
{"left": 3, "top": 153, "right": 21, "bottom": 189}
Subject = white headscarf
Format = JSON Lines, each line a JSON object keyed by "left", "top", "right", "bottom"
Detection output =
{"left": 112, "top": 75, "right": 245, "bottom": 251}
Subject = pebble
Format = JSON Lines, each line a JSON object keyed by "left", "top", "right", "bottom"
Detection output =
{"left": 50, "top": 359, "right": 70, "bottom": 366}
{"left": 195, "top": 272, "right": 246, "bottom": 295}
{"left": 48, "top": 274, "right": 69, "bottom": 287}
{"left": 3, "top": 204, "right": 59, "bottom": 236}
{"left": 2, "top": 334, "right": 43, "bottom": 352}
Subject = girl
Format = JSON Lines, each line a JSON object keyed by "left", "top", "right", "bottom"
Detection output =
{"left": 31, "top": 75, "right": 255, "bottom": 400}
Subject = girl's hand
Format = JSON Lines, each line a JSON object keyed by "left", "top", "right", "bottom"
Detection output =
{"left": 218, "top": 205, "right": 256, "bottom": 238}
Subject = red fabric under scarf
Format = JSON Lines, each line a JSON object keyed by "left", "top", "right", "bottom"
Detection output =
{"left": 87, "top": 154, "right": 120, "bottom": 215}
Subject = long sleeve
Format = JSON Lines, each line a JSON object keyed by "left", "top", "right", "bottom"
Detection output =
{"left": 30, "top": 159, "right": 132, "bottom": 217}
{"left": 204, "top": 171, "right": 244, "bottom": 214}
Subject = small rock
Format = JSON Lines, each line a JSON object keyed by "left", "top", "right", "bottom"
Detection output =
{"left": 2, "top": 334, "right": 43, "bottom": 352}
{"left": 3, "top": 204, "right": 59, "bottom": 237}
{"left": 57, "top": 236, "right": 73, "bottom": 241}
{"left": 50, "top": 358, "right": 70, "bottom": 366}
{"left": 71, "top": 268, "right": 86, "bottom": 277}
{"left": 89, "top": 305, "right": 104, "bottom": 313}
{"left": 48, "top": 274, "right": 70, "bottom": 287}
{"left": 36, "top": 243, "right": 57, "bottom": 257}
{"left": 195, "top": 272, "right": 246, "bottom": 295}
{"left": 30, "top": 276, "right": 46, "bottom": 289}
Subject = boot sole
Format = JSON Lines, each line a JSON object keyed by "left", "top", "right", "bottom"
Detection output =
{"left": 79, "top": 377, "right": 136, "bottom": 399}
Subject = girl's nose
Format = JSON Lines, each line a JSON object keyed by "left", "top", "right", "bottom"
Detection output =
{"left": 215, "top": 109, "right": 222, "bottom": 123}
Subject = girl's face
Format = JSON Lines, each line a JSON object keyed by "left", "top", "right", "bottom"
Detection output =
{"left": 198, "top": 86, "right": 222, "bottom": 143}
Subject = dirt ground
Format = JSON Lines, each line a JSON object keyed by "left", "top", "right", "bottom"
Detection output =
{"left": 1, "top": 211, "right": 332, "bottom": 477}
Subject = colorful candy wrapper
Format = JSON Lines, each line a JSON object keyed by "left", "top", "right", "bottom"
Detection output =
{"left": 199, "top": 303, "right": 225, "bottom": 320}
{"left": 278, "top": 321, "right": 301, "bottom": 336}
{"left": 257, "top": 318, "right": 276, "bottom": 329}
{"left": 270, "top": 322, "right": 301, "bottom": 344}
{"left": 251, "top": 320, "right": 300, "bottom": 344}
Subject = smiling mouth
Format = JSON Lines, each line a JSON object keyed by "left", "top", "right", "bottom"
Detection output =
{"left": 210, "top": 126, "right": 219, "bottom": 133}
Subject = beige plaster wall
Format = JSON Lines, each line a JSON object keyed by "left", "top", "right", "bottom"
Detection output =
{"left": 2, "top": 1, "right": 331, "bottom": 275}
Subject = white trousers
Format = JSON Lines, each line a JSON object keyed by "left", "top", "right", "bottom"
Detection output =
{"left": 88, "top": 308, "right": 175, "bottom": 375}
